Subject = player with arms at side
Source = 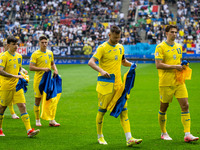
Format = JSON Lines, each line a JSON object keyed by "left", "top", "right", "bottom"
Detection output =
{"left": 88, "top": 25, "right": 142, "bottom": 147}
{"left": 0, "top": 36, "right": 40, "bottom": 137}
{"left": 155, "top": 25, "right": 199, "bottom": 142}
{"left": 29, "top": 35, "right": 60, "bottom": 127}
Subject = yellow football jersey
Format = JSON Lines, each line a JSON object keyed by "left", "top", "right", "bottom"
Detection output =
{"left": 0, "top": 52, "right": 4, "bottom": 90}
{"left": 93, "top": 42, "right": 124, "bottom": 86}
{"left": 0, "top": 51, "right": 22, "bottom": 90}
{"left": 155, "top": 41, "right": 182, "bottom": 86}
{"left": 30, "top": 49, "right": 54, "bottom": 83}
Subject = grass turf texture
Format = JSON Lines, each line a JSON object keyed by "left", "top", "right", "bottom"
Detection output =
{"left": 0, "top": 63, "right": 200, "bottom": 150}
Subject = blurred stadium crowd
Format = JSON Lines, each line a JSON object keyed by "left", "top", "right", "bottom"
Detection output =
{"left": 0, "top": 0, "right": 200, "bottom": 49}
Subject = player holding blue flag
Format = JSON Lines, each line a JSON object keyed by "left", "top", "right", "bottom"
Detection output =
{"left": 88, "top": 25, "right": 142, "bottom": 147}
{"left": 0, "top": 36, "right": 39, "bottom": 137}
{"left": 155, "top": 25, "right": 199, "bottom": 142}
{"left": 29, "top": 35, "right": 60, "bottom": 127}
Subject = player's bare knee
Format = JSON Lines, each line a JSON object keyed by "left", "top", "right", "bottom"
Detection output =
{"left": 160, "top": 102, "right": 169, "bottom": 112}
{"left": 0, "top": 105, "right": 7, "bottom": 114}
{"left": 17, "top": 103, "right": 26, "bottom": 113}
{"left": 181, "top": 103, "right": 189, "bottom": 111}
{"left": 35, "top": 97, "right": 41, "bottom": 105}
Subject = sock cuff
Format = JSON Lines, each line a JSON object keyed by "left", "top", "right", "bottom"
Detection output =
{"left": 34, "top": 104, "right": 40, "bottom": 106}
{"left": 21, "top": 112, "right": 28, "bottom": 116}
{"left": 159, "top": 111, "right": 166, "bottom": 115}
{"left": 181, "top": 111, "right": 190, "bottom": 114}
{"left": 122, "top": 108, "right": 128, "bottom": 111}
{"left": 98, "top": 108, "right": 107, "bottom": 113}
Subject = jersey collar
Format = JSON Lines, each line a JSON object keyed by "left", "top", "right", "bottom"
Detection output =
{"left": 164, "top": 41, "right": 175, "bottom": 47}
{"left": 8, "top": 50, "right": 16, "bottom": 56}
{"left": 40, "top": 49, "right": 47, "bottom": 53}
{"left": 107, "top": 41, "right": 116, "bottom": 47}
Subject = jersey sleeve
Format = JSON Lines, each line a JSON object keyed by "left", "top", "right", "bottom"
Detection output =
{"left": 92, "top": 45, "right": 104, "bottom": 61}
{"left": 180, "top": 45, "right": 183, "bottom": 59}
{"left": 0, "top": 55, "right": 6, "bottom": 68}
{"left": 51, "top": 51, "right": 54, "bottom": 62}
{"left": 155, "top": 45, "right": 164, "bottom": 60}
{"left": 30, "top": 52, "right": 36, "bottom": 64}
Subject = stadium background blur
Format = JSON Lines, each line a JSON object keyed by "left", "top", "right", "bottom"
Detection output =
{"left": 0, "top": 0, "right": 200, "bottom": 62}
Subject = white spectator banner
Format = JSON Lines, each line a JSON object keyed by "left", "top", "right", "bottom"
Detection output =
{"left": 0, "top": 46, "right": 93, "bottom": 56}
{"left": 0, "top": 47, "right": 27, "bottom": 55}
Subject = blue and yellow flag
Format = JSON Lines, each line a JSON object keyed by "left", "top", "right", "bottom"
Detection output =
{"left": 108, "top": 63, "right": 136, "bottom": 118}
{"left": 39, "top": 71, "right": 62, "bottom": 120}
{"left": 16, "top": 72, "right": 29, "bottom": 93}
{"left": 176, "top": 60, "right": 192, "bottom": 84}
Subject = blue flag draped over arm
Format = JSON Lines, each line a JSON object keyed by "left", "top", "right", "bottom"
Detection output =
{"left": 16, "top": 72, "right": 29, "bottom": 93}
{"left": 39, "top": 71, "right": 62, "bottom": 120}
{"left": 110, "top": 63, "right": 136, "bottom": 118}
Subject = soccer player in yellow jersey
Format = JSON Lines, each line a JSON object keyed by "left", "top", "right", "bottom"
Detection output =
{"left": 88, "top": 25, "right": 142, "bottom": 147}
{"left": 0, "top": 40, "right": 28, "bottom": 119}
{"left": 29, "top": 35, "right": 60, "bottom": 127}
{"left": 155, "top": 25, "right": 199, "bottom": 142}
{"left": 0, "top": 36, "right": 40, "bottom": 137}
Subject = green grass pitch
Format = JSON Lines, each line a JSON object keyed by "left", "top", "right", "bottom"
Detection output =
{"left": 1, "top": 63, "right": 200, "bottom": 150}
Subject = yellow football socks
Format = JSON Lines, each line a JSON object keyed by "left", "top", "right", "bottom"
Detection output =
{"left": 120, "top": 109, "right": 131, "bottom": 133}
{"left": 21, "top": 113, "right": 31, "bottom": 131}
{"left": 34, "top": 105, "right": 40, "bottom": 120}
{"left": 158, "top": 111, "right": 167, "bottom": 133}
{"left": 0, "top": 114, "right": 4, "bottom": 128}
{"left": 8, "top": 104, "right": 15, "bottom": 115}
{"left": 181, "top": 111, "right": 191, "bottom": 133}
{"left": 96, "top": 109, "right": 106, "bottom": 135}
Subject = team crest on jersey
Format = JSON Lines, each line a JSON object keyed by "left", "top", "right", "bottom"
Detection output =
{"left": 113, "top": 49, "right": 117, "bottom": 52}
{"left": 0, "top": 59, "right": 3, "bottom": 63}
{"left": 18, "top": 58, "right": 21, "bottom": 64}
{"left": 173, "top": 54, "right": 176, "bottom": 60}
{"left": 156, "top": 52, "right": 159, "bottom": 56}
{"left": 115, "top": 55, "right": 118, "bottom": 60}
{"left": 48, "top": 54, "right": 52, "bottom": 59}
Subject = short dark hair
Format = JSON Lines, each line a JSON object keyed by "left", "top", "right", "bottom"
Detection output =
{"left": 165, "top": 25, "right": 178, "bottom": 32}
{"left": 39, "top": 35, "right": 48, "bottom": 41}
{"left": 110, "top": 25, "right": 121, "bottom": 34}
{"left": 7, "top": 36, "right": 18, "bottom": 44}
